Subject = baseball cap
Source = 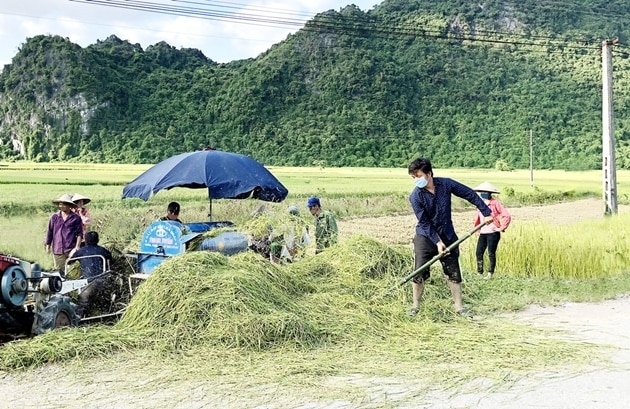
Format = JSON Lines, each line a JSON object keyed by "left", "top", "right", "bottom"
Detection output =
{"left": 306, "top": 197, "right": 321, "bottom": 207}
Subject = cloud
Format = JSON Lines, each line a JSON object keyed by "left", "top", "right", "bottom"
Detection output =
{"left": 0, "top": 0, "right": 381, "bottom": 67}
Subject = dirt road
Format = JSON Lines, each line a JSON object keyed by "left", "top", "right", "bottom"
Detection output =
{"left": 2, "top": 297, "right": 629, "bottom": 409}
{"left": 420, "top": 295, "right": 630, "bottom": 409}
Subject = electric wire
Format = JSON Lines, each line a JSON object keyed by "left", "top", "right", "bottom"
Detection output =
{"left": 67, "top": 0, "right": 609, "bottom": 52}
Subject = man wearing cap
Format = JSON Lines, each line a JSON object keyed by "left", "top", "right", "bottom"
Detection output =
{"left": 306, "top": 197, "right": 338, "bottom": 253}
{"left": 72, "top": 193, "right": 92, "bottom": 236}
{"left": 473, "top": 181, "right": 512, "bottom": 279}
{"left": 45, "top": 193, "right": 84, "bottom": 273}
{"left": 407, "top": 158, "right": 493, "bottom": 317}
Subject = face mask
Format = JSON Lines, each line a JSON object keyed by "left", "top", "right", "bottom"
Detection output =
{"left": 480, "top": 192, "right": 490, "bottom": 199}
{"left": 414, "top": 177, "right": 428, "bottom": 189}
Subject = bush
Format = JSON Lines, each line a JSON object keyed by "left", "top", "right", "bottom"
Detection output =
{"left": 494, "top": 159, "right": 512, "bottom": 171}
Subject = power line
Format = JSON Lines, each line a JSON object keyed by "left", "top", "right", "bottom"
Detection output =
{"left": 68, "top": 0, "right": 604, "bottom": 52}
{"left": 0, "top": 10, "right": 269, "bottom": 45}
{"left": 173, "top": 0, "right": 318, "bottom": 18}
{"left": 69, "top": 0, "right": 309, "bottom": 29}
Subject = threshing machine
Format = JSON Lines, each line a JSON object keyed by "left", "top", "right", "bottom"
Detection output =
{"left": 125, "top": 220, "right": 249, "bottom": 281}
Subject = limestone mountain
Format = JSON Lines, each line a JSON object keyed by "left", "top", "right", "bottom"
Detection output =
{"left": 1, "top": 0, "right": 630, "bottom": 169}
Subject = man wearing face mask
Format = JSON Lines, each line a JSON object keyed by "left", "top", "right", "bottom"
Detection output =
{"left": 473, "top": 181, "right": 512, "bottom": 279}
{"left": 407, "top": 158, "right": 493, "bottom": 317}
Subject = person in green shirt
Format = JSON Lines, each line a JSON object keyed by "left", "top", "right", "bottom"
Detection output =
{"left": 306, "top": 197, "right": 338, "bottom": 253}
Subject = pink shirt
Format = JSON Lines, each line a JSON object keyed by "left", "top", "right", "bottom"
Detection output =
{"left": 76, "top": 207, "right": 91, "bottom": 234}
{"left": 474, "top": 198, "right": 511, "bottom": 234}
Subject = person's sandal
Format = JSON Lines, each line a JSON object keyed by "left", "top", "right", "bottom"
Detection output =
{"left": 457, "top": 308, "right": 473, "bottom": 318}
{"left": 408, "top": 307, "right": 420, "bottom": 317}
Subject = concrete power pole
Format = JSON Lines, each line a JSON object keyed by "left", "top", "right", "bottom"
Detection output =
{"left": 529, "top": 129, "right": 534, "bottom": 187}
{"left": 602, "top": 39, "right": 618, "bottom": 215}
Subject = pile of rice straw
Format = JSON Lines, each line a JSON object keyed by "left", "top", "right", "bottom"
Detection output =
{"left": 0, "top": 236, "right": 593, "bottom": 374}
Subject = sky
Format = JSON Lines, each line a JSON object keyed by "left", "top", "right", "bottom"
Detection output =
{"left": 0, "top": 0, "right": 382, "bottom": 68}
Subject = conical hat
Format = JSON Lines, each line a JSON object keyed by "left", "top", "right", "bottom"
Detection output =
{"left": 72, "top": 193, "right": 91, "bottom": 205}
{"left": 52, "top": 193, "right": 77, "bottom": 206}
{"left": 473, "top": 181, "right": 500, "bottom": 194}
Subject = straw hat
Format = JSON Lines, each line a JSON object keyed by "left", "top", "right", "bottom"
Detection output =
{"left": 52, "top": 193, "right": 77, "bottom": 206}
{"left": 72, "top": 193, "right": 91, "bottom": 205}
{"left": 473, "top": 181, "right": 500, "bottom": 194}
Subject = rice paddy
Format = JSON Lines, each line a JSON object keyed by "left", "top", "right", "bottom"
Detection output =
{"left": 462, "top": 212, "right": 630, "bottom": 279}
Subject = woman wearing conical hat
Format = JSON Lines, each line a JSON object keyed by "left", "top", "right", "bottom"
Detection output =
{"left": 72, "top": 193, "right": 92, "bottom": 236}
{"left": 473, "top": 181, "right": 512, "bottom": 279}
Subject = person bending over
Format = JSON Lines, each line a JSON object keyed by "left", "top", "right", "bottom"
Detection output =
{"left": 68, "top": 231, "right": 112, "bottom": 317}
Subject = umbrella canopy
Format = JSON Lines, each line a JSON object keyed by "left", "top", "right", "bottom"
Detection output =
{"left": 122, "top": 150, "right": 288, "bottom": 202}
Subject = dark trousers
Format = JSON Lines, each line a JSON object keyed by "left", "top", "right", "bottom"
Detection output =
{"left": 476, "top": 232, "right": 501, "bottom": 273}
{"left": 413, "top": 234, "right": 462, "bottom": 283}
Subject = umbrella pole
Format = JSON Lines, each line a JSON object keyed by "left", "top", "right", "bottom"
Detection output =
{"left": 208, "top": 198, "right": 213, "bottom": 221}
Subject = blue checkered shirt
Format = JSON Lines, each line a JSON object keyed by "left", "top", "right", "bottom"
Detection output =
{"left": 409, "top": 177, "right": 491, "bottom": 244}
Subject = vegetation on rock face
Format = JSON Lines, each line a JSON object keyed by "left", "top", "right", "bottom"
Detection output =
{"left": 1, "top": 0, "right": 630, "bottom": 169}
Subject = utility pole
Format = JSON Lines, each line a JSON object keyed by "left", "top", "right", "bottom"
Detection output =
{"left": 602, "top": 39, "right": 618, "bottom": 215}
{"left": 529, "top": 129, "right": 534, "bottom": 187}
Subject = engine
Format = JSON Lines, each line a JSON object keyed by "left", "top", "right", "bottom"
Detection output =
{"left": 0, "top": 253, "right": 78, "bottom": 340}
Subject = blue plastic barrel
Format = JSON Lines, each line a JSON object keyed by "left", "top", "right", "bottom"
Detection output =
{"left": 199, "top": 232, "right": 249, "bottom": 255}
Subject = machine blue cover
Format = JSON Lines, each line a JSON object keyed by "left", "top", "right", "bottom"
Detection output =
{"left": 132, "top": 221, "right": 248, "bottom": 274}
{"left": 184, "top": 221, "right": 234, "bottom": 233}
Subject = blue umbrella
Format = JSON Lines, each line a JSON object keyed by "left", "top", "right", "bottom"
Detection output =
{"left": 122, "top": 150, "right": 288, "bottom": 205}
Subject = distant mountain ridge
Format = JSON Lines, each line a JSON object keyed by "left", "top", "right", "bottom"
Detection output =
{"left": 1, "top": 0, "right": 630, "bottom": 170}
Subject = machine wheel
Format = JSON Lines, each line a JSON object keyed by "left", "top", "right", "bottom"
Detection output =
{"left": 31, "top": 295, "right": 79, "bottom": 335}
{"left": 53, "top": 308, "right": 72, "bottom": 328}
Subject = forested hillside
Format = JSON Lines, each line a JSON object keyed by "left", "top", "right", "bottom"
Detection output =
{"left": 1, "top": 0, "right": 630, "bottom": 169}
